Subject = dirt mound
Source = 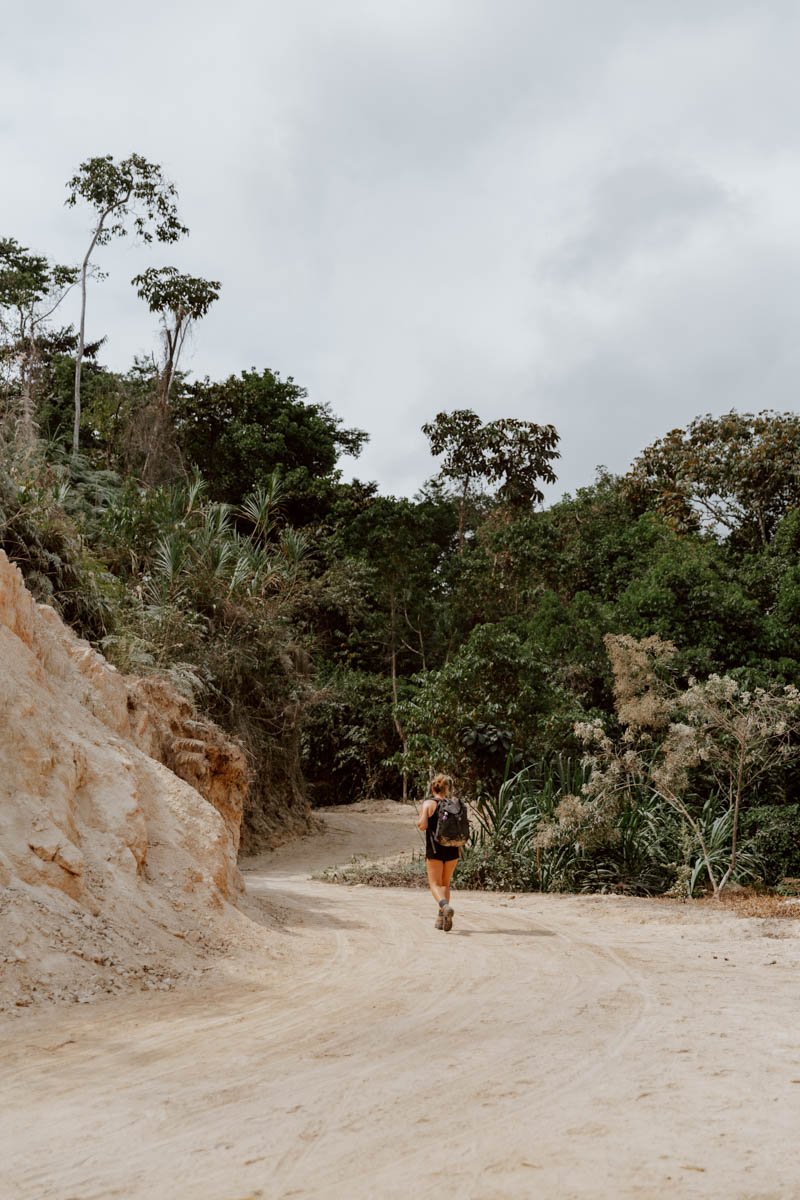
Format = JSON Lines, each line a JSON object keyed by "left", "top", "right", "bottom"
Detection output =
{"left": 0, "top": 550, "right": 250, "bottom": 1012}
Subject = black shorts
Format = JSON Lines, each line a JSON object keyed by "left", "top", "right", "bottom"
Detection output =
{"left": 427, "top": 847, "right": 460, "bottom": 863}
{"left": 425, "top": 830, "right": 460, "bottom": 862}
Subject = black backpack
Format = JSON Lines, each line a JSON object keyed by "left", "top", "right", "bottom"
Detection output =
{"left": 434, "top": 796, "right": 470, "bottom": 847}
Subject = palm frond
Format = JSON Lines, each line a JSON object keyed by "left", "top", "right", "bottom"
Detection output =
{"left": 240, "top": 471, "right": 285, "bottom": 539}
{"left": 151, "top": 533, "right": 188, "bottom": 591}
{"left": 278, "top": 526, "right": 311, "bottom": 566}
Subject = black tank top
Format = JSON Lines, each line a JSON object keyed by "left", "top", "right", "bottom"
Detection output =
{"left": 424, "top": 799, "right": 440, "bottom": 858}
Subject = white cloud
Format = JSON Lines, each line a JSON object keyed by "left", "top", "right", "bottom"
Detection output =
{"left": 2, "top": 0, "right": 799, "bottom": 499}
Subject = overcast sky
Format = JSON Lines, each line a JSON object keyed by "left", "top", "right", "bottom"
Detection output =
{"left": 3, "top": 1, "right": 800, "bottom": 500}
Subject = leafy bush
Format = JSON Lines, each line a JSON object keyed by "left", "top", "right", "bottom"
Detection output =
{"left": 395, "top": 621, "right": 564, "bottom": 796}
{"left": 458, "top": 758, "right": 591, "bottom": 893}
{"left": 302, "top": 669, "right": 399, "bottom": 805}
{"left": 553, "top": 636, "right": 800, "bottom": 897}
{"left": 0, "top": 454, "right": 118, "bottom": 640}
{"left": 740, "top": 804, "right": 800, "bottom": 885}
{"left": 459, "top": 754, "right": 768, "bottom": 897}
{"left": 455, "top": 842, "right": 535, "bottom": 892}
{"left": 576, "top": 794, "right": 681, "bottom": 896}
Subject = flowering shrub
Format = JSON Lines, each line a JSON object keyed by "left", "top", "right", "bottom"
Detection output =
{"left": 538, "top": 635, "right": 800, "bottom": 897}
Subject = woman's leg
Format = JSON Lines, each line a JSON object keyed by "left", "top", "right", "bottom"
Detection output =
{"left": 425, "top": 858, "right": 447, "bottom": 904}
{"left": 442, "top": 858, "right": 458, "bottom": 902}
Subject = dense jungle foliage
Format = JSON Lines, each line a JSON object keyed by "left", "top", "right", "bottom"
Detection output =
{"left": 3, "top": 155, "right": 799, "bottom": 887}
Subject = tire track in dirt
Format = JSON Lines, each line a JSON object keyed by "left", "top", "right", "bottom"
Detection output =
{"left": 260, "top": 882, "right": 653, "bottom": 1200}
{"left": 2, "top": 803, "right": 800, "bottom": 1200}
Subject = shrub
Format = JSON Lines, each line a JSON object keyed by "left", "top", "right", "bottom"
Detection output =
{"left": 0, "top": 455, "right": 117, "bottom": 641}
{"left": 394, "top": 621, "right": 561, "bottom": 796}
{"left": 740, "top": 804, "right": 800, "bottom": 885}
{"left": 302, "top": 669, "right": 399, "bottom": 806}
{"left": 556, "top": 636, "right": 800, "bottom": 897}
{"left": 460, "top": 758, "right": 591, "bottom": 893}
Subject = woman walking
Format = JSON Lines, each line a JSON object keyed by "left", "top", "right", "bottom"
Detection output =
{"left": 418, "top": 773, "right": 460, "bottom": 931}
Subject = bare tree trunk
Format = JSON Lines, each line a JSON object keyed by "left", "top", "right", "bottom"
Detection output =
{"left": 17, "top": 327, "right": 38, "bottom": 453}
{"left": 72, "top": 199, "right": 124, "bottom": 458}
{"left": 458, "top": 481, "right": 468, "bottom": 553}
{"left": 162, "top": 318, "right": 188, "bottom": 407}
{"left": 389, "top": 592, "right": 408, "bottom": 801}
{"left": 72, "top": 236, "right": 96, "bottom": 457}
{"left": 141, "top": 318, "right": 188, "bottom": 485}
{"left": 719, "top": 744, "right": 747, "bottom": 895}
{"left": 403, "top": 605, "right": 427, "bottom": 671}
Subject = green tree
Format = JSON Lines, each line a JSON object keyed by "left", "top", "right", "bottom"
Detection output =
{"left": 301, "top": 668, "right": 399, "bottom": 805}
{"left": 299, "top": 489, "right": 457, "bottom": 801}
{"left": 132, "top": 267, "right": 220, "bottom": 407}
{"left": 482, "top": 417, "right": 561, "bottom": 508}
{"left": 173, "top": 368, "right": 367, "bottom": 519}
{"left": 0, "top": 237, "right": 77, "bottom": 447}
{"left": 626, "top": 410, "right": 800, "bottom": 549}
{"left": 423, "top": 408, "right": 560, "bottom": 547}
{"left": 422, "top": 409, "right": 487, "bottom": 549}
{"left": 37, "top": 354, "right": 156, "bottom": 464}
{"left": 339, "top": 495, "right": 454, "bottom": 795}
{"left": 614, "top": 537, "right": 765, "bottom": 676}
{"left": 65, "top": 154, "right": 188, "bottom": 455}
{"left": 397, "top": 620, "right": 558, "bottom": 795}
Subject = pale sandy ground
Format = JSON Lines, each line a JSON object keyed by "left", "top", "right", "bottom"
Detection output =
{"left": 3, "top": 801, "right": 800, "bottom": 1200}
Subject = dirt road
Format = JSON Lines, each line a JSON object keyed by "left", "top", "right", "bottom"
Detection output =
{"left": 3, "top": 802, "right": 800, "bottom": 1199}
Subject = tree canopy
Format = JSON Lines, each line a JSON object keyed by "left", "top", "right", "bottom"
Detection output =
{"left": 423, "top": 408, "right": 560, "bottom": 508}
{"left": 173, "top": 368, "right": 368, "bottom": 517}
{"left": 626, "top": 410, "right": 800, "bottom": 548}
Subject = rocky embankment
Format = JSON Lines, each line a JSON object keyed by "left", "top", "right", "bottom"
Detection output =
{"left": 0, "top": 550, "right": 251, "bottom": 1011}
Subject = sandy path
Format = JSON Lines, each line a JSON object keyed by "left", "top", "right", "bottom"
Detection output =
{"left": 2, "top": 801, "right": 800, "bottom": 1200}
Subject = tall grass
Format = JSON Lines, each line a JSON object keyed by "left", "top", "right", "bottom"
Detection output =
{"left": 687, "top": 798, "right": 762, "bottom": 897}
{"left": 460, "top": 755, "right": 766, "bottom": 896}
{"left": 459, "top": 756, "right": 590, "bottom": 892}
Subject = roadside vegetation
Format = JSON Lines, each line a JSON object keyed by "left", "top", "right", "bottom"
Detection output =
{"left": 3, "top": 151, "right": 800, "bottom": 887}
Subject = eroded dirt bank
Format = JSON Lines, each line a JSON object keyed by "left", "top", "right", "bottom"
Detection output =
{"left": 2, "top": 802, "right": 800, "bottom": 1200}
{"left": 0, "top": 549, "right": 250, "bottom": 1011}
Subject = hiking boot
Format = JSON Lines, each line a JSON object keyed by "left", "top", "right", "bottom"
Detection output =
{"left": 441, "top": 903, "right": 454, "bottom": 932}
{"left": 434, "top": 911, "right": 444, "bottom": 930}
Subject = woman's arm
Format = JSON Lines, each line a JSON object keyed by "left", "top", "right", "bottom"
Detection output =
{"left": 417, "top": 799, "right": 436, "bottom": 831}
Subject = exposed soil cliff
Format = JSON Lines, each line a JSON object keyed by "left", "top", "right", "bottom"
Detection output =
{"left": 0, "top": 550, "right": 251, "bottom": 1011}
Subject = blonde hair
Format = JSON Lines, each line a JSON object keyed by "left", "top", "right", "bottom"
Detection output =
{"left": 431, "top": 773, "right": 451, "bottom": 797}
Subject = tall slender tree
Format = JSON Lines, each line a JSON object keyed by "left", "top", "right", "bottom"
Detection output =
{"left": 132, "top": 267, "right": 220, "bottom": 405}
{"left": 65, "top": 154, "right": 188, "bottom": 455}
{"left": 131, "top": 266, "right": 220, "bottom": 481}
